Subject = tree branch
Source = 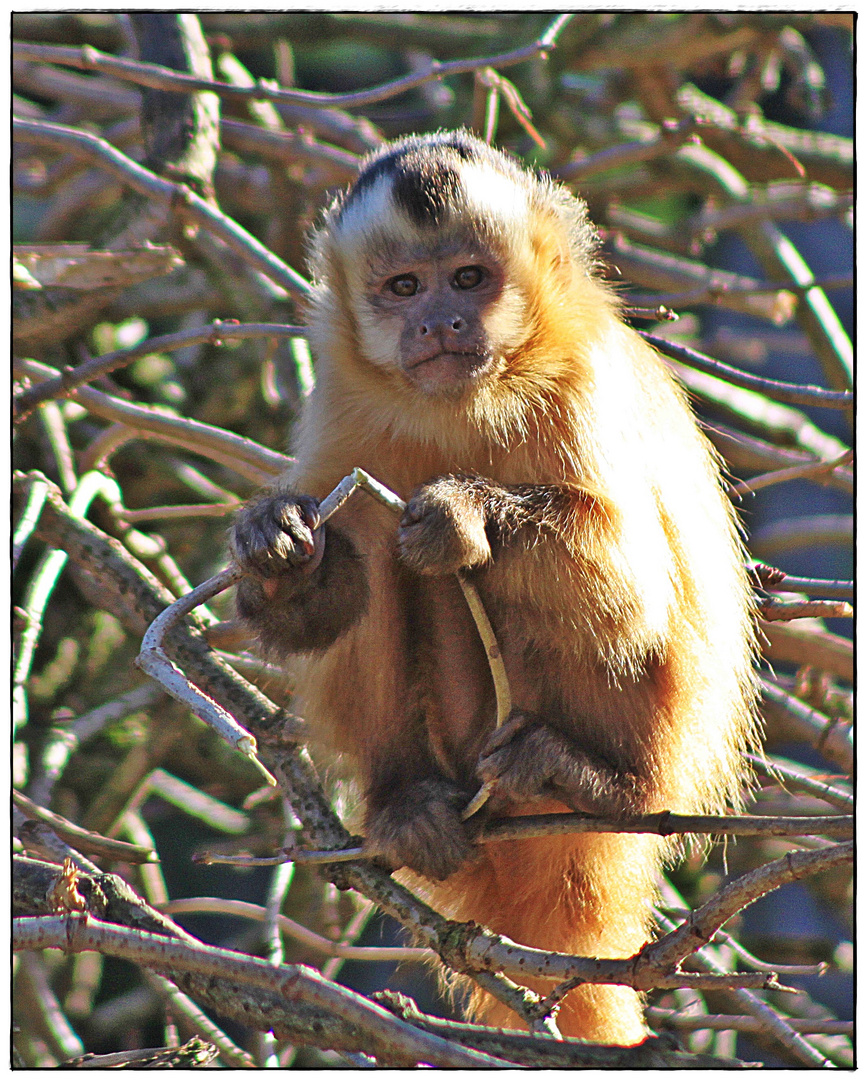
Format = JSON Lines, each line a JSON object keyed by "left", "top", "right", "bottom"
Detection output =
{"left": 13, "top": 915, "right": 515, "bottom": 1068}
{"left": 13, "top": 15, "right": 573, "bottom": 112}
{"left": 14, "top": 321, "right": 305, "bottom": 423}
{"left": 13, "top": 117, "right": 312, "bottom": 300}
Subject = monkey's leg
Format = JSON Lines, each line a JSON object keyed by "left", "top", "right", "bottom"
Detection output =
{"left": 363, "top": 771, "right": 482, "bottom": 882}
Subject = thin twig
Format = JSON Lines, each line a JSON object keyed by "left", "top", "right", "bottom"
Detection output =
{"left": 16, "top": 952, "right": 84, "bottom": 1061}
{"left": 646, "top": 1008, "right": 852, "bottom": 1037}
{"left": 750, "top": 565, "right": 852, "bottom": 600}
{"left": 690, "top": 184, "right": 852, "bottom": 235}
{"left": 642, "top": 332, "right": 852, "bottom": 409}
{"left": 747, "top": 752, "right": 852, "bottom": 812}
{"left": 758, "top": 598, "right": 852, "bottom": 622}
{"left": 557, "top": 118, "right": 702, "bottom": 181}
{"left": 12, "top": 473, "right": 49, "bottom": 570}
{"left": 144, "top": 973, "right": 256, "bottom": 1069}
{"left": 13, "top": 15, "right": 573, "bottom": 112}
{"left": 196, "top": 809, "right": 851, "bottom": 867}
{"left": 13, "top": 791, "right": 158, "bottom": 864}
{"left": 115, "top": 502, "right": 240, "bottom": 523}
{"left": 676, "top": 142, "right": 853, "bottom": 393}
{"left": 13, "top": 471, "right": 124, "bottom": 734}
{"left": 732, "top": 450, "right": 852, "bottom": 496}
{"left": 160, "top": 897, "right": 432, "bottom": 963}
{"left": 28, "top": 683, "right": 162, "bottom": 808}
{"left": 119, "top": 768, "right": 250, "bottom": 837}
{"left": 610, "top": 233, "right": 796, "bottom": 323}
{"left": 14, "top": 321, "right": 305, "bottom": 423}
{"left": 13, "top": 849, "right": 726, "bottom": 1067}
{"left": 136, "top": 567, "right": 269, "bottom": 783}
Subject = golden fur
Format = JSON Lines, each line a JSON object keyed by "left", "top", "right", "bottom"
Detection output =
{"left": 239, "top": 133, "right": 758, "bottom": 1043}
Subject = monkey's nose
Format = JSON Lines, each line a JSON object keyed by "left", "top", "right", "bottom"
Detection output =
{"left": 419, "top": 316, "right": 466, "bottom": 338}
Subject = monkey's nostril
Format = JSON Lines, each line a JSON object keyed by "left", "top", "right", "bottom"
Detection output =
{"left": 452, "top": 318, "right": 464, "bottom": 331}
{"left": 420, "top": 324, "right": 429, "bottom": 336}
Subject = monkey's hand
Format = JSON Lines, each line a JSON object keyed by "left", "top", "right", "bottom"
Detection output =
{"left": 398, "top": 476, "right": 491, "bottom": 575}
{"left": 231, "top": 491, "right": 324, "bottom": 580}
{"left": 477, "top": 710, "right": 644, "bottom": 817}
{"left": 364, "top": 777, "right": 477, "bottom": 881}
{"left": 231, "top": 491, "right": 368, "bottom": 654}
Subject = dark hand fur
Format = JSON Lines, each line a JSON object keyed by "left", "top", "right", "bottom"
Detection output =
{"left": 232, "top": 490, "right": 368, "bottom": 655}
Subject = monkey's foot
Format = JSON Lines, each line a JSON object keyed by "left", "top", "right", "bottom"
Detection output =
{"left": 477, "top": 709, "right": 642, "bottom": 815}
{"left": 364, "top": 777, "right": 476, "bottom": 881}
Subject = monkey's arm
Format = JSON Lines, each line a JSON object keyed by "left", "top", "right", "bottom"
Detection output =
{"left": 233, "top": 489, "right": 478, "bottom": 880}
{"left": 398, "top": 476, "right": 659, "bottom": 818}
{"left": 231, "top": 490, "right": 369, "bottom": 655}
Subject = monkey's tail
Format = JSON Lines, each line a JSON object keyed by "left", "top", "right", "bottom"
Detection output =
{"left": 411, "top": 812, "right": 661, "bottom": 1045}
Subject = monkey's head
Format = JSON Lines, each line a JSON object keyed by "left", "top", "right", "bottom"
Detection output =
{"left": 307, "top": 131, "right": 601, "bottom": 401}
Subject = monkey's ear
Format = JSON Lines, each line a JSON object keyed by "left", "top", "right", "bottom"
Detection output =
{"left": 531, "top": 214, "right": 574, "bottom": 278}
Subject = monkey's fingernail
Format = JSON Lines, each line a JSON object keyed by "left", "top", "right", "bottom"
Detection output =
{"left": 300, "top": 503, "right": 321, "bottom": 532}
{"left": 300, "top": 526, "right": 327, "bottom": 574}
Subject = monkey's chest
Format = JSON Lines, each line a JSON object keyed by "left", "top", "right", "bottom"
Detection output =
{"left": 406, "top": 575, "right": 497, "bottom": 781}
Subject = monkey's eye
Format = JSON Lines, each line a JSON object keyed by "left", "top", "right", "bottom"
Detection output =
{"left": 388, "top": 274, "right": 420, "bottom": 297}
{"left": 453, "top": 265, "right": 485, "bottom": 290}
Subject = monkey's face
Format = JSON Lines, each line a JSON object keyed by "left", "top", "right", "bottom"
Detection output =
{"left": 315, "top": 134, "right": 538, "bottom": 399}
{"left": 360, "top": 238, "right": 503, "bottom": 396}
{"left": 345, "top": 233, "right": 527, "bottom": 398}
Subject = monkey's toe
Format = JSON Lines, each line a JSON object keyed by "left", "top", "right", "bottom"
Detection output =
{"left": 476, "top": 713, "right": 563, "bottom": 804}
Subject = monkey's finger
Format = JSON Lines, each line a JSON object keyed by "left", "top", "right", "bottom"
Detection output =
{"left": 293, "top": 495, "right": 321, "bottom": 535}
{"left": 272, "top": 523, "right": 325, "bottom": 575}
{"left": 252, "top": 498, "right": 324, "bottom": 571}
{"left": 272, "top": 496, "right": 318, "bottom": 553}
{"left": 475, "top": 752, "right": 505, "bottom": 786}
{"left": 399, "top": 500, "right": 425, "bottom": 527}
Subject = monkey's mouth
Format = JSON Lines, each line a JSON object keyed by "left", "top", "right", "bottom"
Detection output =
{"left": 405, "top": 350, "right": 493, "bottom": 390}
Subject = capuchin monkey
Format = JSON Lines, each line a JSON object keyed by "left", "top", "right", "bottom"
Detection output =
{"left": 231, "top": 131, "right": 759, "bottom": 1044}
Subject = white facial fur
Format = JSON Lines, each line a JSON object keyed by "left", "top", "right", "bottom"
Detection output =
{"left": 321, "top": 154, "right": 534, "bottom": 394}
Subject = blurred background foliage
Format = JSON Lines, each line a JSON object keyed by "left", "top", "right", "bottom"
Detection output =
{"left": 12, "top": 11, "right": 852, "bottom": 1068}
